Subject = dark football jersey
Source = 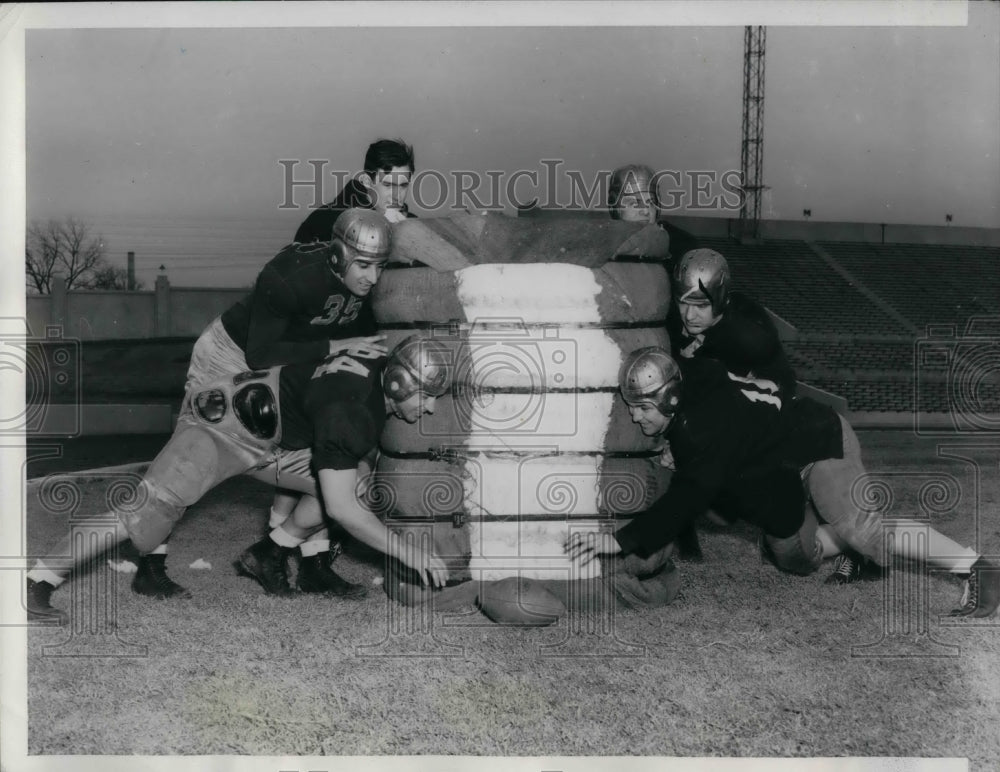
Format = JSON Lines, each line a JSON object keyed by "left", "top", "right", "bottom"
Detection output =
{"left": 294, "top": 178, "right": 416, "bottom": 245}
{"left": 615, "top": 357, "right": 842, "bottom": 558}
{"left": 668, "top": 290, "right": 798, "bottom": 401}
{"left": 220, "top": 241, "right": 377, "bottom": 369}
{"left": 278, "top": 345, "right": 388, "bottom": 471}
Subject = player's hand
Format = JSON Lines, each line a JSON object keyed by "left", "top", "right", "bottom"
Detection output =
{"left": 382, "top": 207, "right": 408, "bottom": 224}
{"left": 412, "top": 552, "right": 450, "bottom": 588}
{"left": 328, "top": 334, "right": 387, "bottom": 358}
{"left": 564, "top": 531, "right": 622, "bottom": 569}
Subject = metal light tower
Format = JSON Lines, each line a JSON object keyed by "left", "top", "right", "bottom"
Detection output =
{"left": 739, "top": 26, "right": 766, "bottom": 243}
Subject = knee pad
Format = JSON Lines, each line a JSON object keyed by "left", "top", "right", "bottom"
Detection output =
{"left": 765, "top": 533, "right": 822, "bottom": 576}
{"left": 117, "top": 479, "right": 187, "bottom": 554}
{"left": 764, "top": 508, "right": 822, "bottom": 576}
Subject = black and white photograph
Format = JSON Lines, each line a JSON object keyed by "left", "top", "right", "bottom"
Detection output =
{"left": 2, "top": 3, "right": 998, "bottom": 771}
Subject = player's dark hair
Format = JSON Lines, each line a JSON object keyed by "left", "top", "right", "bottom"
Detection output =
{"left": 364, "top": 139, "right": 415, "bottom": 176}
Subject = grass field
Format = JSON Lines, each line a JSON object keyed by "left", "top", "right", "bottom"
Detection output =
{"left": 20, "top": 430, "right": 1000, "bottom": 767}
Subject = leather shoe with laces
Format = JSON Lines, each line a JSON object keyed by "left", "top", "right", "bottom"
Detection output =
{"left": 824, "top": 550, "right": 885, "bottom": 585}
{"left": 26, "top": 578, "right": 68, "bottom": 624}
{"left": 235, "top": 538, "right": 293, "bottom": 596}
{"left": 132, "top": 554, "right": 193, "bottom": 599}
{"left": 950, "top": 557, "right": 1000, "bottom": 618}
{"left": 297, "top": 551, "right": 367, "bottom": 599}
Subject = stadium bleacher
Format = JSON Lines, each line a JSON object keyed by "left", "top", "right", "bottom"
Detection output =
{"left": 818, "top": 242, "right": 1000, "bottom": 329}
{"left": 698, "top": 238, "right": 1000, "bottom": 416}
{"left": 699, "top": 237, "right": 908, "bottom": 335}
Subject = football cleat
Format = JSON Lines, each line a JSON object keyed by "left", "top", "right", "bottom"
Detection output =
{"left": 824, "top": 550, "right": 885, "bottom": 585}
{"left": 26, "top": 579, "right": 67, "bottom": 625}
{"left": 235, "top": 538, "right": 293, "bottom": 596}
{"left": 296, "top": 551, "right": 367, "bottom": 599}
{"left": 950, "top": 557, "right": 1000, "bottom": 618}
{"left": 132, "top": 554, "right": 193, "bottom": 599}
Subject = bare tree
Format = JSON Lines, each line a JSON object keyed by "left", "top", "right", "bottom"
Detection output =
{"left": 89, "top": 264, "right": 142, "bottom": 290}
{"left": 25, "top": 217, "right": 112, "bottom": 293}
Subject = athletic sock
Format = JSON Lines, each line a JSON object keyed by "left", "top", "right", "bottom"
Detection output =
{"left": 27, "top": 566, "right": 66, "bottom": 588}
{"left": 268, "top": 507, "right": 289, "bottom": 529}
{"left": 945, "top": 553, "right": 979, "bottom": 575}
{"left": 269, "top": 527, "right": 304, "bottom": 549}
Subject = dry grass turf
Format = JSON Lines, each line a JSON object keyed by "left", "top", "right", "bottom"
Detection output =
{"left": 23, "top": 430, "right": 1000, "bottom": 766}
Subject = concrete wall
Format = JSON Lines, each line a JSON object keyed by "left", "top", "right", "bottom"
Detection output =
{"left": 28, "top": 277, "right": 247, "bottom": 342}
{"left": 168, "top": 287, "right": 247, "bottom": 337}
{"left": 26, "top": 295, "right": 50, "bottom": 337}
{"left": 66, "top": 291, "right": 156, "bottom": 340}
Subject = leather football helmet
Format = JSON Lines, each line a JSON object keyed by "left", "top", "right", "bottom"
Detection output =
{"left": 673, "top": 249, "right": 730, "bottom": 315}
{"left": 608, "top": 164, "right": 659, "bottom": 220}
{"left": 619, "top": 346, "right": 682, "bottom": 416}
{"left": 384, "top": 335, "right": 451, "bottom": 403}
{"left": 330, "top": 208, "right": 392, "bottom": 277}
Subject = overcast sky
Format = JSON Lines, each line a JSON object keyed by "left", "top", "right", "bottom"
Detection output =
{"left": 9, "top": 2, "right": 1000, "bottom": 287}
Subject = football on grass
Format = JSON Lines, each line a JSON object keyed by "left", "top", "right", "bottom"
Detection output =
{"left": 477, "top": 577, "right": 566, "bottom": 626}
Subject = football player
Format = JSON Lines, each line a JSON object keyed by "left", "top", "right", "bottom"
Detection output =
{"left": 271, "top": 139, "right": 416, "bottom": 586}
{"left": 232, "top": 336, "right": 453, "bottom": 594}
{"left": 133, "top": 207, "right": 392, "bottom": 602}
{"left": 26, "top": 336, "right": 452, "bottom": 623}
{"left": 295, "top": 138, "right": 416, "bottom": 243}
{"left": 566, "top": 347, "right": 1000, "bottom": 619}
{"left": 667, "top": 249, "right": 864, "bottom": 583}
{"left": 669, "top": 248, "right": 796, "bottom": 402}
{"left": 608, "top": 163, "right": 700, "bottom": 264}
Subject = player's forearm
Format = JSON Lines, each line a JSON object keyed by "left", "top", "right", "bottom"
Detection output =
{"left": 614, "top": 477, "right": 712, "bottom": 558}
{"left": 244, "top": 290, "right": 328, "bottom": 368}
{"left": 317, "top": 469, "right": 401, "bottom": 557}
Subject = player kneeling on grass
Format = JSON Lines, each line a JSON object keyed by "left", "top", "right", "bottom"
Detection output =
{"left": 233, "top": 336, "right": 453, "bottom": 595}
{"left": 566, "top": 347, "right": 1000, "bottom": 619}
{"left": 668, "top": 248, "right": 1000, "bottom": 604}
{"left": 25, "top": 336, "right": 450, "bottom": 623}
